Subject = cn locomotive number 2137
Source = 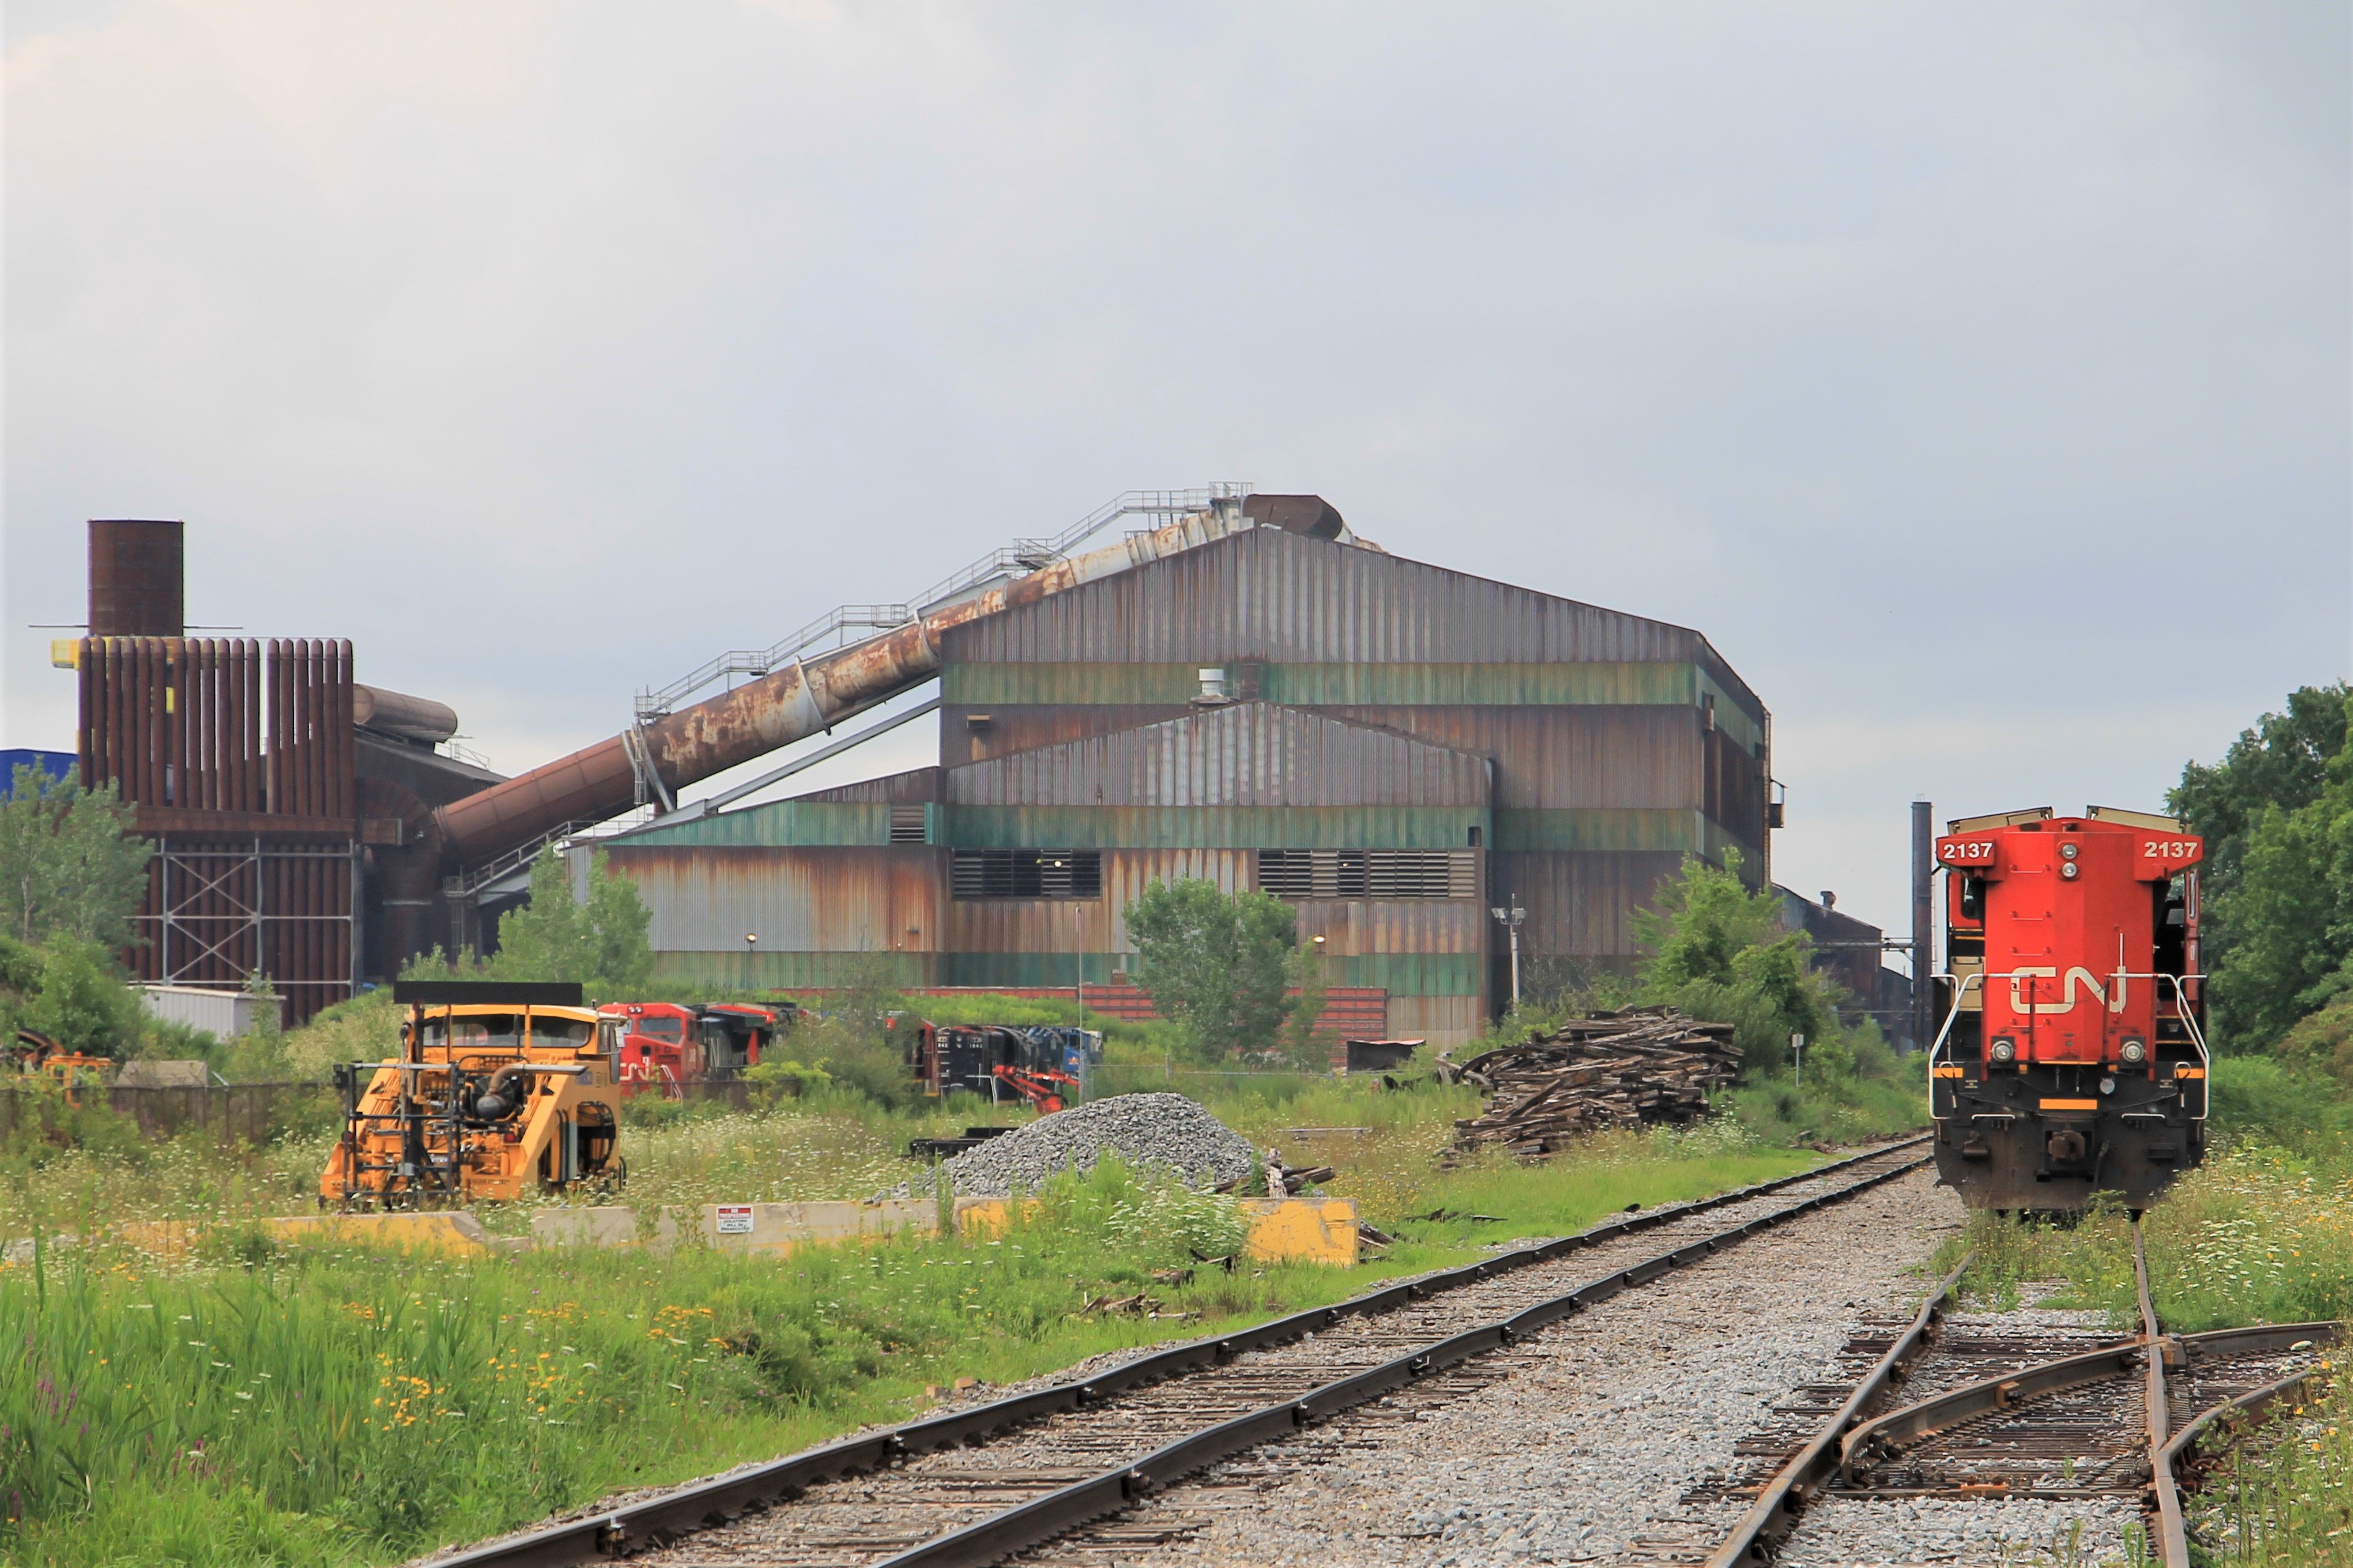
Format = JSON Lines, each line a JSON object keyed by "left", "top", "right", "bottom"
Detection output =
{"left": 1928, "top": 805, "right": 2209, "bottom": 1212}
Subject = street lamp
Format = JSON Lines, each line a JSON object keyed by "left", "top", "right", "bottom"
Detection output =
{"left": 1489, "top": 900, "right": 1527, "bottom": 1007}
{"left": 744, "top": 932, "right": 758, "bottom": 994}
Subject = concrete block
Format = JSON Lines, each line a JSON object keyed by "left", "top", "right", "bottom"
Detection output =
{"left": 530, "top": 1206, "right": 684, "bottom": 1250}
{"left": 700, "top": 1199, "right": 941, "bottom": 1256}
{"left": 1238, "top": 1197, "right": 1360, "bottom": 1266}
{"left": 265, "top": 1211, "right": 493, "bottom": 1256}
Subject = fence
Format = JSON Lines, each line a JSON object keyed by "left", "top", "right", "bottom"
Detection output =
{"left": 1, "top": 1081, "right": 338, "bottom": 1145}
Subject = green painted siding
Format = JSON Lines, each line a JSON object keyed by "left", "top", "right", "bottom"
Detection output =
{"left": 1327, "top": 952, "right": 1482, "bottom": 996}
{"left": 651, "top": 950, "right": 933, "bottom": 988}
{"left": 941, "top": 951, "right": 1126, "bottom": 987}
{"left": 934, "top": 950, "right": 1479, "bottom": 998}
{"left": 1702, "top": 817, "right": 1768, "bottom": 883}
{"left": 613, "top": 802, "right": 892, "bottom": 849}
{"left": 946, "top": 662, "right": 1704, "bottom": 710}
{"left": 1491, "top": 808, "right": 1705, "bottom": 854}
{"left": 1695, "top": 670, "right": 1766, "bottom": 753}
{"left": 946, "top": 805, "right": 1489, "bottom": 851}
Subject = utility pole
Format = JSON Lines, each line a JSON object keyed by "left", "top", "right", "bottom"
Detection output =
{"left": 1911, "top": 800, "right": 1934, "bottom": 1054}
{"left": 1489, "top": 899, "right": 1527, "bottom": 1008}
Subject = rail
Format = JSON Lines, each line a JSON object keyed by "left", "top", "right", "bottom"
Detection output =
{"left": 432, "top": 1138, "right": 1929, "bottom": 1567}
{"left": 633, "top": 486, "right": 1250, "bottom": 719}
{"left": 1704, "top": 1252, "right": 1972, "bottom": 1567}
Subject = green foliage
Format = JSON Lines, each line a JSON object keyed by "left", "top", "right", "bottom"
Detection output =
{"left": 1123, "top": 879, "right": 1297, "bottom": 1060}
{"left": 2168, "top": 685, "right": 2353, "bottom": 1051}
{"left": 2169, "top": 683, "right": 2352, "bottom": 941}
{"left": 22, "top": 936, "right": 143, "bottom": 1058}
{"left": 1634, "top": 849, "right": 1833, "bottom": 1073}
{"left": 485, "top": 847, "right": 655, "bottom": 998}
{"left": 1278, "top": 939, "right": 1332, "bottom": 1063}
{"left": 0, "top": 762, "right": 152, "bottom": 949}
{"left": 2277, "top": 992, "right": 2353, "bottom": 1091}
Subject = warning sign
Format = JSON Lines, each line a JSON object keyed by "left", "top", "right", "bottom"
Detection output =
{"left": 715, "top": 1205, "right": 754, "bottom": 1235}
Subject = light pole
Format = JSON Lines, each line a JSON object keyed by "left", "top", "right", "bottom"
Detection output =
{"left": 745, "top": 932, "right": 758, "bottom": 994}
{"left": 1489, "top": 900, "right": 1527, "bottom": 1008}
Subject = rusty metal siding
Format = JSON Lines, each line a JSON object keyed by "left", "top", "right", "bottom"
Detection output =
{"left": 77, "top": 636, "right": 358, "bottom": 1024}
{"left": 1488, "top": 850, "right": 1689, "bottom": 960}
{"left": 601, "top": 844, "right": 943, "bottom": 957}
{"left": 606, "top": 801, "right": 895, "bottom": 849}
{"left": 939, "top": 847, "right": 1484, "bottom": 982}
{"left": 942, "top": 662, "right": 1704, "bottom": 709}
{"left": 945, "top": 806, "right": 1487, "bottom": 850}
{"left": 1313, "top": 705, "right": 1704, "bottom": 811}
{"left": 948, "top": 703, "right": 1492, "bottom": 810}
{"left": 789, "top": 768, "right": 945, "bottom": 806}
{"left": 940, "top": 527, "right": 1725, "bottom": 676}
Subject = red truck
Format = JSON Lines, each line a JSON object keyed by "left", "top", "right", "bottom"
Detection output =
{"left": 597, "top": 1001, "right": 792, "bottom": 1098}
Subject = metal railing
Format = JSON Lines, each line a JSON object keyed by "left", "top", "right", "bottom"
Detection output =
{"left": 633, "top": 485, "right": 1251, "bottom": 719}
{"left": 1924, "top": 970, "right": 2210, "bottom": 1117}
{"left": 444, "top": 818, "right": 600, "bottom": 902}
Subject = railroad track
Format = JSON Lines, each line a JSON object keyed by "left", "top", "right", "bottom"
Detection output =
{"left": 1702, "top": 1220, "right": 2346, "bottom": 1568}
{"left": 432, "top": 1139, "right": 1931, "bottom": 1568}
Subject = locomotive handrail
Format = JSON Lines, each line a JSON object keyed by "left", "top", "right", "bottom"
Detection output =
{"left": 1925, "top": 970, "right": 2210, "bottom": 1120}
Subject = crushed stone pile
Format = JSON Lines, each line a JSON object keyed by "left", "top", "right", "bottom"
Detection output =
{"left": 913, "top": 1093, "right": 1256, "bottom": 1197}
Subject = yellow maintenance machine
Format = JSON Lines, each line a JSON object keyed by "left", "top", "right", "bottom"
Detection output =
{"left": 321, "top": 981, "right": 623, "bottom": 1208}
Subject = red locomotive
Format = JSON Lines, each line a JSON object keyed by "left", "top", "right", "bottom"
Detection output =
{"left": 597, "top": 1001, "right": 790, "bottom": 1098}
{"left": 1928, "top": 806, "right": 2209, "bottom": 1211}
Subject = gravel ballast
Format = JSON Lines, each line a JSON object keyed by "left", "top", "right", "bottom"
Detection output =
{"left": 1026, "top": 1166, "right": 1970, "bottom": 1567}
{"left": 913, "top": 1093, "right": 1256, "bottom": 1197}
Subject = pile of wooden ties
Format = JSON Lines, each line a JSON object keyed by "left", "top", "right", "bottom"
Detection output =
{"left": 1440, "top": 1007, "right": 1745, "bottom": 1159}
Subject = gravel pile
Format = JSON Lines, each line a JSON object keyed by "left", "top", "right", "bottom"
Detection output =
{"left": 917, "top": 1094, "right": 1255, "bottom": 1197}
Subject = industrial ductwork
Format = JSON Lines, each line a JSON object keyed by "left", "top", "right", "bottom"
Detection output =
{"left": 429, "top": 493, "right": 1350, "bottom": 872}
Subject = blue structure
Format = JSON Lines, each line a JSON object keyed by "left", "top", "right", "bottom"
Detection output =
{"left": 0, "top": 749, "right": 76, "bottom": 794}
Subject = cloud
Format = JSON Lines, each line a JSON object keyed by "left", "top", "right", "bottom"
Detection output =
{"left": 5, "top": 1, "right": 2344, "bottom": 938}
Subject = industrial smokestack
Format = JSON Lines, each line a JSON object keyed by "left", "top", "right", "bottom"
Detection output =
{"left": 88, "top": 520, "right": 184, "bottom": 636}
{"left": 1911, "top": 799, "right": 1934, "bottom": 1053}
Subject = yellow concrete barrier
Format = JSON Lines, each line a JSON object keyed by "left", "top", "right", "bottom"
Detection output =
{"left": 1239, "top": 1197, "right": 1360, "bottom": 1266}
{"left": 265, "top": 1211, "right": 496, "bottom": 1256}
{"left": 700, "top": 1199, "right": 941, "bottom": 1256}
{"left": 959, "top": 1195, "right": 1360, "bottom": 1265}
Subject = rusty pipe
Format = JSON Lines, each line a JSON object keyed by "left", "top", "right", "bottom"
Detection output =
{"left": 431, "top": 502, "right": 1259, "bottom": 870}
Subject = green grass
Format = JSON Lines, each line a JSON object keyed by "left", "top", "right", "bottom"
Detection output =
{"left": 1, "top": 1098, "right": 1819, "bottom": 1566}
{"left": 1924, "top": 1062, "right": 2353, "bottom": 1567}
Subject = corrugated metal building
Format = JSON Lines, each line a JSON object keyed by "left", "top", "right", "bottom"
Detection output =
{"left": 594, "top": 524, "right": 1772, "bottom": 1044}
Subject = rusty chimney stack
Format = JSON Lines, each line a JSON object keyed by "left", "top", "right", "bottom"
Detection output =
{"left": 88, "top": 519, "right": 184, "bottom": 636}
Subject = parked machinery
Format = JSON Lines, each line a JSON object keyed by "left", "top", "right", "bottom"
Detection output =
{"left": 598, "top": 1000, "right": 794, "bottom": 1097}
{"left": 1928, "top": 806, "right": 2208, "bottom": 1212}
{"left": 10, "top": 1028, "right": 113, "bottom": 1103}
{"left": 321, "top": 981, "right": 622, "bottom": 1208}
{"left": 909, "top": 1023, "right": 1103, "bottom": 1111}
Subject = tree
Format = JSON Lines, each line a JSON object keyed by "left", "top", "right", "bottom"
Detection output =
{"left": 1634, "top": 849, "right": 1833, "bottom": 1072}
{"left": 487, "top": 846, "right": 655, "bottom": 997}
{"left": 0, "top": 762, "right": 151, "bottom": 949}
{"left": 1278, "top": 939, "right": 1331, "bottom": 1062}
{"left": 1124, "top": 879, "right": 1298, "bottom": 1060}
{"left": 2169, "top": 683, "right": 2353, "bottom": 970}
{"left": 23, "top": 937, "right": 143, "bottom": 1058}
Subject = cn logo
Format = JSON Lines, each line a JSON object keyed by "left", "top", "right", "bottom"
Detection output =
{"left": 2008, "top": 967, "right": 2128, "bottom": 1015}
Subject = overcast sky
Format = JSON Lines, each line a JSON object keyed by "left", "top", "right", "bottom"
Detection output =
{"left": 5, "top": 2, "right": 2347, "bottom": 943}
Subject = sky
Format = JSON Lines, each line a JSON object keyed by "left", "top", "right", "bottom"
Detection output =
{"left": 5, "top": 1, "right": 2348, "bottom": 948}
